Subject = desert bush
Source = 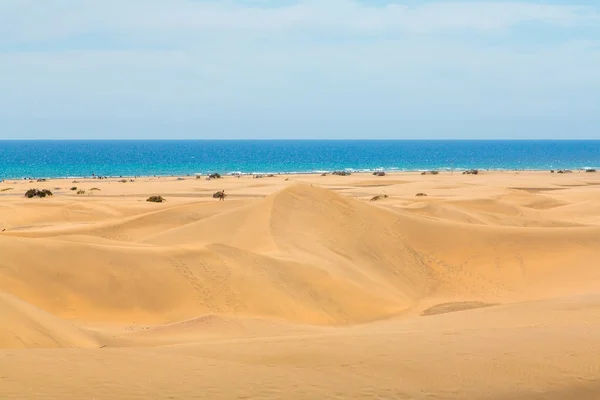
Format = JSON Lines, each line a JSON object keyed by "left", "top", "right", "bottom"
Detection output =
{"left": 90, "top": 188, "right": 101, "bottom": 191}
{"left": 70, "top": 187, "right": 78, "bottom": 191}
{"left": 147, "top": 195, "right": 165, "bottom": 203}
{"left": 209, "top": 173, "right": 221, "bottom": 179}
{"left": 370, "top": 194, "right": 388, "bottom": 201}
{"left": 462, "top": 169, "right": 479, "bottom": 175}
{"left": 1, "top": 188, "right": 13, "bottom": 192}
{"left": 332, "top": 171, "right": 351, "bottom": 176}
{"left": 119, "top": 179, "right": 128, "bottom": 183}
{"left": 36, "top": 179, "right": 47, "bottom": 182}
{"left": 416, "top": 192, "right": 427, "bottom": 197}
{"left": 77, "top": 190, "right": 86, "bottom": 195}
{"left": 585, "top": 169, "right": 596, "bottom": 173}
{"left": 373, "top": 171, "right": 386, "bottom": 176}
{"left": 25, "top": 189, "right": 53, "bottom": 198}
{"left": 213, "top": 191, "right": 226, "bottom": 200}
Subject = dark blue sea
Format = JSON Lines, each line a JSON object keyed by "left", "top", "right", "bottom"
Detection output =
{"left": 1, "top": 140, "right": 599, "bottom": 179}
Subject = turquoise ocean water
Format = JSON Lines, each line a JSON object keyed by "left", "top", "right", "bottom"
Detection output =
{"left": 0, "top": 140, "right": 599, "bottom": 179}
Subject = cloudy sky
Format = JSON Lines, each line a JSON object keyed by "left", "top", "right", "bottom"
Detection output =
{"left": 1, "top": 0, "right": 599, "bottom": 139}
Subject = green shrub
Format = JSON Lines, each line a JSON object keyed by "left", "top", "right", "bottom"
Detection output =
{"left": 147, "top": 196, "right": 165, "bottom": 203}
{"left": 25, "top": 189, "right": 53, "bottom": 198}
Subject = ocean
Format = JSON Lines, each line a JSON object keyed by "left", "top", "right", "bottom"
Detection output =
{"left": 0, "top": 140, "right": 599, "bottom": 179}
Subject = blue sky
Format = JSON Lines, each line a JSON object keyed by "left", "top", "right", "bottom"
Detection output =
{"left": 1, "top": 0, "right": 599, "bottom": 139}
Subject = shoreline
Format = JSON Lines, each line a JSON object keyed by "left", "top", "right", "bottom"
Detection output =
{"left": 1, "top": 167, "right": 597, "bottom": 182}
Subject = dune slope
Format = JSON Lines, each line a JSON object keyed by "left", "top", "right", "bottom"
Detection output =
{"left": 0, "top": 291, "right": 100, "bottom": 349}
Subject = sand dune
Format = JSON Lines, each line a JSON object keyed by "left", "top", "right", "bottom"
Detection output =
{"left": 401, "top": 196, "right": 585, "bottom": 227}
{"left": 2, "top": 293, "right": 600, "bottom": 399}
{"left": 0, "top": 291, "right": 101, "bottom": 349}
{"left": 2, "top": 171, "right": 600, "bottom": 398}
{"left": 2, "top": 180, "right": 600, "bottom": 323}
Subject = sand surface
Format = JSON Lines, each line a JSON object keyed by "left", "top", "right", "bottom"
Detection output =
{"left": 2, "top": 171, "right": 600, "bottom": 399}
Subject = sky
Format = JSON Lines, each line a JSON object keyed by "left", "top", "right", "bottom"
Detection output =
{"left": 1, "top": 0, "right": 599, "bottom": 140}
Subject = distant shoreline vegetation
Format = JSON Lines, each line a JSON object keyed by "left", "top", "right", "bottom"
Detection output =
{"left": 1, "top": 168, "right": 598, "bottom": 181}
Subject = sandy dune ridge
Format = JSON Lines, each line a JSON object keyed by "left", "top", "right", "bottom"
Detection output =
{"left": 1, "top": 171, "right": 600, "bottom": 399}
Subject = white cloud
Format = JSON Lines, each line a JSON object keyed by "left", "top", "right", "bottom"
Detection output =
{"left": 1, "top": 0, "right": 598, "bottom": 45}
{"left": 2, "top": 38, "right": 598, "bottom": 120}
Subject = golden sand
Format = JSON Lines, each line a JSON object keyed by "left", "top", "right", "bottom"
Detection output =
{"left": 1, "top": 171, "right": 600, "bottom": 399}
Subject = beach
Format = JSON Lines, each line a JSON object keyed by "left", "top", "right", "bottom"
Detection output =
{"left": 2, "top": 170, "right": 600, "bottom": 399}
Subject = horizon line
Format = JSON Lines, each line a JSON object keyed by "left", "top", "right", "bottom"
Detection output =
{"left": 1, "top": 138, "right": 600, "bottom": 142}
